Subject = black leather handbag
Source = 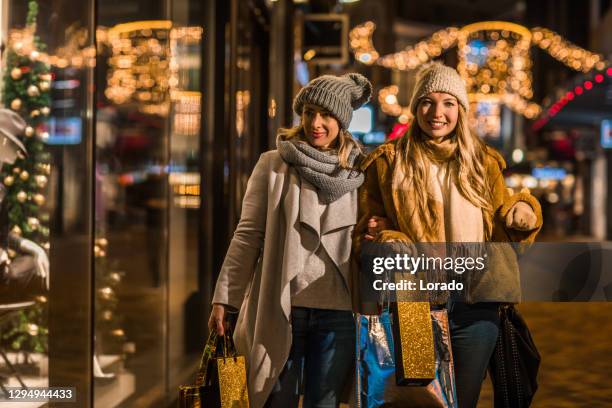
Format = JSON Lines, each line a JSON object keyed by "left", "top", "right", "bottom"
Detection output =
{"left": 488, "top": 305, "right": 541, "bottom": 408}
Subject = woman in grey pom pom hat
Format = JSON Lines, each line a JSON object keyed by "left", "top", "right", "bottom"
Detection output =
{"left": 208, "top": 73, "right": 384, "bottom": 407}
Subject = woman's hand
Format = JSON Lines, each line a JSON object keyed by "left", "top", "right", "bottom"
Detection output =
{"left": 208, "top": 304, "right": 228, "bottom": 336}
{"left": 506, "top": 201, "right": 537, "bottom": 231}
{"left": 365, "top": 216, "right": 391, "bottom": 241}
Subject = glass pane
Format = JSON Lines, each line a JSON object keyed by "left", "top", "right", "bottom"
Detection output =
{"left": 1, "top": 0, "right": 95, "bottom": 405}
{"left": 167, "top": 0, "right": 203, "bottom": 391}
{"left": 94, "top": 14, "right": 170, "bottom": 408}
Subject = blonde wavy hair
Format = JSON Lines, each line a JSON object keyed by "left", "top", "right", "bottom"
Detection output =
{"left": 277, "top": 125, "right": 362, "bottom": 169}
{"left": 395, "top": 106, "right": 494, "bottom": 240}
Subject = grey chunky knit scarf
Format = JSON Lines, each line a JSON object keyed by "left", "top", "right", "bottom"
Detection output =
{"left": 277, "top": 139, "right": 364, "bottom": 204}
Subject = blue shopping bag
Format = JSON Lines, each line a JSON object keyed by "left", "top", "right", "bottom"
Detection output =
{"left": 356, "top": 309, "right": 457, "bottom": 408}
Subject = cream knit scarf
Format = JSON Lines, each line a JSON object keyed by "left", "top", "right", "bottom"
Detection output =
{"left": 424, "top": 138, "right": 484, "bottom": 243}
{"left": 393, "top": 137, "right": 484, "bottom": 243}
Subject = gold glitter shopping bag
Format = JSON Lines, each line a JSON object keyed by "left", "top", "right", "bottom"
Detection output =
{"left": 179, "top": 330, "right": 250, "bottom": 408}
{"left": 391, "top": 301, "right": 436, "bottom": 385}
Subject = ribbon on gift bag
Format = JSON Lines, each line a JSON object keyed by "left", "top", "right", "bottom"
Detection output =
{"left": 179, "top": 328, "right": 250, "bottom": 408}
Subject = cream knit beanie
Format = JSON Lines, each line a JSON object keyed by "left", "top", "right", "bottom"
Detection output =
{"left": 409, "top": 63, "right": 469, "bottom": 115}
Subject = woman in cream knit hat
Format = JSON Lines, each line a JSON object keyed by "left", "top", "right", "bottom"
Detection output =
{"left": 209, "top": 72, "right": 379, "bottom": 407}
{"left": 354, "top": 63, "right": 543, "bottom": 407}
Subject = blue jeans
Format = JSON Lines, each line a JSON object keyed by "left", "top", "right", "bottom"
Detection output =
{"left": 448, "top": 302, "right": 500, "bottom": 408}
{"left": 265, "top": 307, "right": 355, "bottom": 408}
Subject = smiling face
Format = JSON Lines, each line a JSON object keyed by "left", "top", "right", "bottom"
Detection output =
{"left": 416, "top": 92, "right": 459, "bottom": 141}
{"left": 301, "top": 103, "right": 341, "bottom": 149}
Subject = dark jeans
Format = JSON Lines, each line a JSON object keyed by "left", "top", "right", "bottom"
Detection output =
{"left": 265, "top": 307, "right": 355, "bottom": 408}
{"left": 448, "top": 302, "right": 500, "bottom": 408}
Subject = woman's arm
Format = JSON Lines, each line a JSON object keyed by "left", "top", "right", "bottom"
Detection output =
{"left": 212, "top": 153, "right": 271, "bottom": 309}
{"left": 490, "top": 162, "right": 543, "bottom": 243}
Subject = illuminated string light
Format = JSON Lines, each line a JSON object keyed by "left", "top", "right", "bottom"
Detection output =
{"left": 349, "top": 21, "right": 609, "bottom": 121}
{"left": 104, "top": 21, "right": 203, "bottom": 116}
{"left": 378, "top": 85, "right": 411, "bottom": 123}
{"left": 8, "top": 26, "right": 96, "bottom": 69}
{"left": 104, "top": 21, "right": 172, "bottom": 113}
{"left": 532, "top": 67, "right": 609, "bottom": 130}
{"left": 349, "top": 21, "right": 379, "bottom": 64}
{"left": 531, "top": 27, "right": 603, "bottom": 73}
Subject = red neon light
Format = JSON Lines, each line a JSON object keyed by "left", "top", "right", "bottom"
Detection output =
{"left": 595, "top": 74, "right": 604, "bottom": 83}
{"left": 584, "top": 81, "right": 593, "bottom": 90}
{"left": 575, "top": 86, "right": 583, "bottom": 95}
{"left": 607, "top": 67, "right": 612, "bottom": 76}
{"left": 566, "top": 91, "right": 574, "bottom": 100}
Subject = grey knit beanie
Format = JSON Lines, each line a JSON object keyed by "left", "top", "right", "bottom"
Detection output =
{"left": 293, "top": 73, "right": 372, "bottom": 129}
{"left": 409, "top": 63, "right": 469, "bottom": 115}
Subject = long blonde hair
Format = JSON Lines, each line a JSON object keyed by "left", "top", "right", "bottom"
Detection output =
{"left": 277, "top": 125, "right": 362, "bottom": 169}
{"left": 395, "top": 106, "right": 494, "bottom": 240}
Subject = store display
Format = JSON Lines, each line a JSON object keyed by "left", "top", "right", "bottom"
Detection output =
{"left": 0, "top": 0, "right": 52, "bottom": 361}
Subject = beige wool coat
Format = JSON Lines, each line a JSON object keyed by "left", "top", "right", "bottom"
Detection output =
{"left": 212, "top": 150, "right": 358, "bottom": 408}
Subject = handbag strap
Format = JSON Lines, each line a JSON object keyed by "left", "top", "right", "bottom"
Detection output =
{"left": 195, "top": 331, "right": 218, "bottom": 387}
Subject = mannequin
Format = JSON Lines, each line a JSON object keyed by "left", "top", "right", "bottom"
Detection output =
{"left": 0, "top": 109, "right": 49, "bottom": 300}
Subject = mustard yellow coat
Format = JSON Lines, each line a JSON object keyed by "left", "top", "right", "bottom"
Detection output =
{"left": 351, "top": 138, "right": 543, "bottom": 311}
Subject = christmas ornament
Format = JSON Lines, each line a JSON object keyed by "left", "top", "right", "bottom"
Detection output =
{"left": 27, "top": 217, "right": 40, "bottom": 230}
{"left": 94, "top": 245, "right": 101, "bottom": 257}
{"left": 109, "top": 272, "right": 121, "bottom": 284}
{"left": 13, "top": 167, "right": 21, "bottom": 174}
{"left": 98, "top": 238, "right": 108, "bottom": 247}
{"left": 35, "top": 295, "right": 47, "bottom": 303}
{"left": 8, "top": 249, "right": 16, "bottom": 258}
{"left": 40, "top": 227, "right": 50, "bottom": 238}
{"left": 17, "top": 191, "right": 27, "bottom": 203}
{"left": 39, "top": 213, "right": 50, "bottom": 222}
{"left": 33, "top": 193, "right": 45, "bottom": 206}
{"left": 27, "top": 85, "right": 40, "bottom": 97}
{"left": 20, "top": 170, "right": 29, "bottom": 181}
{"left": 102, "top": 310, "right": 113, "bottom": 321}
{"left": 30, "top": 109, "right": 41, "bottom": 118}
{"left": 40, "top": 73, "right": 52, "bottom": 81}
{"left": 42, "top": 242, "right": 50, "bottom": 251}
{"left": 41, "top": 106, "right": 50, "bottom": 116}
{"left": 10, "top": 99, "right": 22, "bottom": 110}
{"left": 25, "top": 126, "right": 35, "bottom": 137}
{"left": 35, "top": 175, "right": 48, "bottom": 188}
{"left": 111, "top": 329, "right": 125, "bottom": 337}
{"left": 99, "top": 287, "right": 113, "bottom": 300}
{"left": 38, "top": 131, "right": 49, "bottom": 141}
{"left": 3, "top": 176, "right": 14, "bottom": 186}
{"left": 39, "top": 81, "right": 50, "bottom": 92}
{"left": 10, "top": 68, "right": 22, "bottom": 80}
{"left": 36, "top": 163, "right": 51, "bottom": 174}
{"left": 30, "top": 50, "right": 40, "bottom": 60}
{"left": 27, "top": 323, "right": 39, "bottom": 336}
{"left": 11, "top": 225, "right": 22, "bottom": 236}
